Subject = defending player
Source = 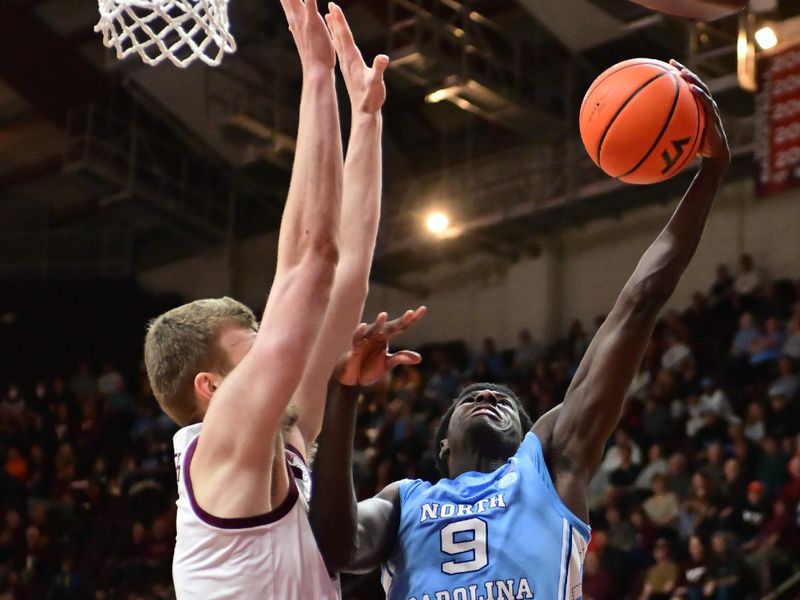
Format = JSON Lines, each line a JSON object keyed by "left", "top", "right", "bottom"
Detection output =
{"left": 142, "top": 1, "right": 388, "bottom": 597}
{"left": 310, "top": 63, "right": 731, "bottom": 600}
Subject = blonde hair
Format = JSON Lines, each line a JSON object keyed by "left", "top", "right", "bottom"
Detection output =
{"left": 144, "top": 297, "right": 257, "bottom": 426}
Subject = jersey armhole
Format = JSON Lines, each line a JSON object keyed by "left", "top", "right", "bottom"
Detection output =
{"left": 398, "top": 478, "right": 429, "bottom": 505}
{"left": 183, "top": 435, "right": 299, "bottom": 529}
{"left": 519, "top": 432, "right": 592, "bottom": 541}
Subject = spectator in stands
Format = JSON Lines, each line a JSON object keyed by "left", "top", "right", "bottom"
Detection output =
{"left": 782, "top": 316, "right": 800, "bottom": 360}
{"left": 530, "top": 358, "right": 557, "bottom": 415}
{"left": 566, "top": 320, "right": 589, "bottom": 363}
{"left": 755, "top": 437, "right": 787, "bottom": 495}
{"left": 671, "top": 534, "right": 710, "bottom": 600}
{"left": 680, "top": 473, "right": 718, "bottom": 539}
{"left": 68, "top": 360, "right": 96, "bottom": 400}
{"left": 683, "top": 293, "right": 708, "bottom": 337}
{"left": 636, "top": 444, "right": 669, "bottom": 491}
{"left": 666, "top": 452, "right": 692, "bottom": 500}
{"left": 643, "top": 397, "right": 672, "bottom": 444}
{"left": 719, "top": 458, "right": 747, "bottom": 511}
{"left": 709, "top": 264, "right": 734, "bottom": 310}
{"left": 629, "top": 507, "right": 658, "bottom": 571}
{"left": 664, "top": 309, "right": 692, "bottom": 342}
{"left": 96, "top": 361, "right": 124, "bottom": 397}
{"left": 606, "top": 504, "right": 636, "bottom": 552}
{"left": 629, "top": 362, "right": 653, "bottom": 402}
{"left": 765, "top": 393, "right": 799, "bottom": 440}
{"left": 768, "top": 355, "right": 799, "bottom": 401}
{"left": 730, "top": 313, "right": 759, "bottom": 359}
{"left": 662, "top": 332, "right": 693, "bottom": 372}
{"left": 610, "top": 444, "right": 641, "bottom": 491}
{"left": 583, "top": 550, "right": 616, "bottom": 600}
{"left": 639, "top": 538, "right": 679, "bottom": 600}
{"left": 643, "top": 474, "right": 680, "bottom": 530}
{"left": 707, "top": 531, "right": 748, "bottom": 600}
{"left": 699, "top": 442, "right": 726, "bottom": 488}
{"left": 4, "top": 448, "right": 27, "bottom": 485}
{"left": 422, "top": 350, "right": 462, "bottom": 407}
{"left": 698, "top": 378, "right": 736, "bottom": 425}
{"left": 743, "top": 498, "right": 797, "bottom": 593}
{"left": 743, "top": 402, "right": 766, "bottom": 443}
{"left": 695, "top": 407, "right": 729, "bottom": 449}
{"left": 389, "top": 365, "right": 422, "bottom": 403}
{"left": 49, "top": 558, "right": 83, "bottom": 599}
{"left": 730, "top": 433, "right": 759, "bottom": 482}
{"left": 749, "top": 317, "right": 785, "bottom": 368}
{"left": 1, "top": 384, "right": 24, "bottom": 417}
{"left": 601, "top": 429, "right": 643, "bottom": 473}
{"left": 464, "top": 357, "right": 499, "bottom": 385}
{"left": 685, "top": 394, "right": 708, "bottom": 439}
{"left": 778, "top": 455, "right": 800, "bottom": 510}
{"left": 468, "top": 337, "right": 503, "bottom": 378}
{"left": 512, "top": 328, "right": 541, "bottom": 378}
{"left": 728, "top": 481, "right": 771, "bottom": 545}
{"left": 589, "top": 529, "right": 628, "bottom": 593}
{"left": 734, "top": 253, "right": 761, "bottom": 311}
{"left": 760, "top": 282, "right": 792, "bottom": 321}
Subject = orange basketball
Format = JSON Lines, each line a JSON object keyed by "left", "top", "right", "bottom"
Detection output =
{"left": 579, "top": 58, "right": 706, "bottom": 185}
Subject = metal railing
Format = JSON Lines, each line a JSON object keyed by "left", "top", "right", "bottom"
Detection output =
{"left": 761, "top": 571, "right": 800, "bottom": 600}
{"left": 64, "top": 104, "right": 235, "bottom": 241}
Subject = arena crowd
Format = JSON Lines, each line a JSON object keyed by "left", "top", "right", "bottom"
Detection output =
{"left": 1, "top": 254, "right": 798, "bottom": 599}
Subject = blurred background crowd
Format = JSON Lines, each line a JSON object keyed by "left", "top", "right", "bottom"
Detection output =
{"left": 1, "top": 254, "right": 799, "bottom": 599}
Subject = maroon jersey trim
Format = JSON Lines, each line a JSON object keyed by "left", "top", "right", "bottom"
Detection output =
{"left": 285, "top": 443, "right": 307, "bottom": 466}
{"left": 183, "top": 435, "right": 299, "bottom": 529}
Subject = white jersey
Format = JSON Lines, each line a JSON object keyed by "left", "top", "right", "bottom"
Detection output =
{"left": 172, "top": 424, "right": 338, "bottom": 599}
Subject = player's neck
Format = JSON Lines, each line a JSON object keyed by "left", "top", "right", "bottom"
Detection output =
{"left": 449, "top": 444, "right": 510, "bottom": 478}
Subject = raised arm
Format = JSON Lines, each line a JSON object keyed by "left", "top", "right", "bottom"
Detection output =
{"left": 546, "top": 63, "right": 731, "bottom": 521}
{"left": 310, "top": 309, "right": 426, "bottom": 573}
{"left": 290, "top": 3, "right": 390, "bottom": 450}
{"left": 189, "top": 0, "right": 343, "bottom": 518}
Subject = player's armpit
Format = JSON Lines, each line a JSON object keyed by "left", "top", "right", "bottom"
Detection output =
{"left": 347, "top": 483, "right": 402, "bottom": 574}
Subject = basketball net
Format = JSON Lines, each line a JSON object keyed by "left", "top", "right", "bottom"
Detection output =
{"left": 95, "top": 0, "right": 237, "bottom": 68}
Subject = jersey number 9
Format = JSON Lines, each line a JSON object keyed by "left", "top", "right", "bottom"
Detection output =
{"left": 440, "top": 518, "right": 488, "bottom": 575}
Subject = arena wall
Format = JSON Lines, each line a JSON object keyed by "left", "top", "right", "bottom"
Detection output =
{"left": 139, "top": 178, "right": 800, "bottom": 350}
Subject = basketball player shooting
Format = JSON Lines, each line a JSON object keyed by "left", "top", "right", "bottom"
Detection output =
{"left": 310, "top": 63, "right": 730, "bottom": 600}
{"left": 142, "top": 1, "right": 388, "bottom": 597}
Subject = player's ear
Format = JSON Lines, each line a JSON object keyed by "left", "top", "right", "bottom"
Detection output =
{"left": 439, "top": 438, "right": 450, "bottom": 461}
{"left": 194, "top": 371, "right": 220, "bottom": 407}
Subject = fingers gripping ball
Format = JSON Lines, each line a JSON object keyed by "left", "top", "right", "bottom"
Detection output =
{"left": 579, "top": 58, "right": 706, "bottom": 185}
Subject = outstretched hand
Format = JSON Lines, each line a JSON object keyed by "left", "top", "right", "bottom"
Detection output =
{"left": 280, "top": 0, "right": 336, "bottom": 70}
{"left": 325, "top": 3, "right": 389, "bottom": 114}
{"left": 337, "top": 307, "right": 427, "bottom": 387}
{"left": 670, "top": 59, "right": 731, "bottom": 166}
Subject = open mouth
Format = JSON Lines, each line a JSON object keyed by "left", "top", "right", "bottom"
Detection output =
{"left": 470, "top": 405, "right": 502, "bottom": 421}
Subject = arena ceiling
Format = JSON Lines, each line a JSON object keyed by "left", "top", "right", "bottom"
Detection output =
{"left": 0, "top": 0, "right": 798, "bottom": 284}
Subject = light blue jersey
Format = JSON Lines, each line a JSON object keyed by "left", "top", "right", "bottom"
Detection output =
{"left": 383, "top": 433, "right": 590, "bottom": 600}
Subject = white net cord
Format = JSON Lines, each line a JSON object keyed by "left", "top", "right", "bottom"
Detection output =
{"left": 95, "top": 0, "right": 237, "bottom": 68}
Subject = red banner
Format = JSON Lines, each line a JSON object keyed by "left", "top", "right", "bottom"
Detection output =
{"left": 755, "top": 43, "right": 800, "bottom": 198}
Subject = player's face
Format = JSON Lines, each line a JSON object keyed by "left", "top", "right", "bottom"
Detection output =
{"left": 448, "top": 388, "right": 523, "bottom": 446}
